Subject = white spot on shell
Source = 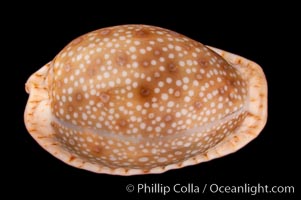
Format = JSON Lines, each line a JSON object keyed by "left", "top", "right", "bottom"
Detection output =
{"left": 139, "top": 157, "right": 149, "bottom": 162}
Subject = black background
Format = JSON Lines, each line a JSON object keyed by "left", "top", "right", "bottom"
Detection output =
{"left": 8, "top": 2, "right": 299, "bottom": 199}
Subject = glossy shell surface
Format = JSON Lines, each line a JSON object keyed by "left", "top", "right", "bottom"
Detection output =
{"left": 24, "top": 25, "right": 267, "bottom": 175}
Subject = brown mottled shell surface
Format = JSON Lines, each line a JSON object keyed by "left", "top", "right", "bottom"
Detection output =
{"left": 24, "top": 25, "right": 267, "bottom": 175}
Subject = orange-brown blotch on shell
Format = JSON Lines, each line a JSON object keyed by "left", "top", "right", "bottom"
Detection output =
{"left": 24, "top": 25, "right": 267, "bottom": 175}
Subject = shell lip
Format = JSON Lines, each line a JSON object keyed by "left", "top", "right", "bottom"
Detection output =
{"left": 24, "top": 47, "right": 267, "bottom": 176}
